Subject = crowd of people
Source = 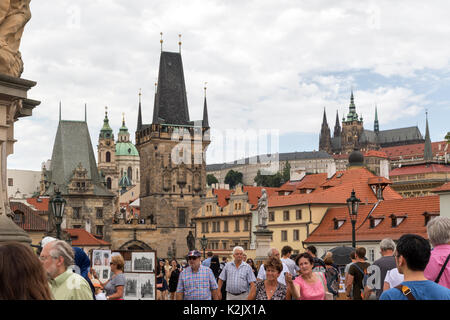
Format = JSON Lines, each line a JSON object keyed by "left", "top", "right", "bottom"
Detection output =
{"left": 0, "top": 217, "right": 449, "bottom": 300}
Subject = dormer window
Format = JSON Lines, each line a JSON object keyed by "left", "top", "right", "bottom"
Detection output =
{"left": 423, "top": 212, "right": 439, "bottom": 226}
{"left": 369, "top": 217, "right": 384, "bottom": 228}
{"left": 333, "top": 218, "right": 345, "bottom": 230}
{"left": 390, "top": 214, "right": 407, "bottom": 227}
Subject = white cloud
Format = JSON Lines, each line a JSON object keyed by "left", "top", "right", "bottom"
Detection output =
{"left": 7, "top": 0, "right": 450, "bottom": 170}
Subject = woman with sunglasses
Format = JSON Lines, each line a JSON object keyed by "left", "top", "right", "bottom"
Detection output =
{"left": 93, "top": 254, "right": 125, "bottom": 300}
{"left": 246, "top": 258, "right": 258, "bottom": 278}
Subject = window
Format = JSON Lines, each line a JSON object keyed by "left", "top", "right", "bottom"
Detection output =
{"left": 106, "top": 177, "right": 112, "bottom": 189}
{"left": 73, "top": 225, "right": 82, "bottom": 229}
{"left": 238, "top": 203, "right": 241, "bottom": 210}
{"left": 224, "top": 221, "right": 229, "bottom": 232}
{"left": 333, "top": 218, "right": 345, "bottom": 230}
{"left": 281, "top": 230, "right": 288, "bottom": 242}
{"left": 106, "top": 152, "right": 111, "bottom": 163}
{"left": 269, "top": 211, "right": 275, "bottom": 222}
{"left": 296, "top": 210, "right": 302, "bottom": 220}
{"left": 234, "top": 220, "right": 240, "bottom": 232}
{"left": 370, "top": 217, "right": 383, "bottom": 228}
{"left": 202, "top": 222, "right": 209, "bottom": 233}
{"left": 127, "top": 167, "right": 133, "bottom": 181}
{"left": 73, "top": 207, "right": 81, "bottom": 219}
{"left": 13, "top": 212, "right": 24, "bottom": 224}
{"left": 293, "top": 229, "right": 300, "bottom": 241}
{"left": 283, "top": 210, "right": 290, "bottom": 221}
{"left": 243, "top": 219, "right": 249, "bottom": 231}
{"left": 368, "top": 248, "right": 375, "bottom": 262}
{"left": 96, "top": 208, "right": 103, "bottom": 219}
{"left": 8, "top": 178, "right": 13, "bottom": 186}
{"left": 96, "top": 225, "right": 104, "bottom": 236}
{"left": 222, "top": 241, "right": 228, "bottom": 250}
{"left": 178, "top": 208, "right": 186, "bottom": 226}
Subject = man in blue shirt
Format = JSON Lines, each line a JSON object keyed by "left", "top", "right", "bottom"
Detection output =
{"left": 380, "top": 234, "right": 450, "bottom": 300}
{"left": 202, "top": 251, "right": 213, "bottom": 268}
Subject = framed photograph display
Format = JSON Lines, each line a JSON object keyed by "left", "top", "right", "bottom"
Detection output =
{"left": 131, "top": 252, "right": 155, "bottom": 273}
{"left": 124, "top": 273, "right": 139, "bottom": 300}
{"left": 138, "top": 273, "right": 155, "bottom": 300}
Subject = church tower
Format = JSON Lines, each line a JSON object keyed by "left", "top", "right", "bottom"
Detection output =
{"left": 97, "top": 107, "right": 119, "bottom": 191}
{"left": 341, "top": 90, "right": 364, "bottom": 153}
{"left": 319, "top": 108, "right": 332, "bottom": 153}
{"left": 333, "top": 110, "right": 341, "bottom": 138}
{"left": 136, "top": 50, "right": 211, "bottom": 256}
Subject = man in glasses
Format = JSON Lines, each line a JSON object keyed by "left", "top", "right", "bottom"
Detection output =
{"left": 176, "top": 250, "right": 219, "bottom": 300}
{"left": 40, "top": 240, "right": 93, "bottom": 300}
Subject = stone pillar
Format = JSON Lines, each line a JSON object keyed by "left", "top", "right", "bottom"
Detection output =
{"left": 253, "top": 228, "right": 273, "bottom": 266}
{"left": 0, "top": 73, "right": 40, "bottom": 245}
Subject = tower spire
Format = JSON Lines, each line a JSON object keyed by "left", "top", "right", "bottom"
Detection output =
{"left": 160, "top": 32, "right": 163, "bottom": 51}
{"left": 85, "top": 103, "right": 87, "bottom": 122}
{"left": 424, "top": 110, "right": 432, "bottom": 161}
{"left": 333, "top": 110, "right": 341, "bottom": 138}
{"left": 374, "top": 105, "right": 379, "bottom": 133}
{"left": 203, "top": 82, "right": 209, "bottom": 128}
{"left": 137, "top": 89, "right": 142, "bottom": 131}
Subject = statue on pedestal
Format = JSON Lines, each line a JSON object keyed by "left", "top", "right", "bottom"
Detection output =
{"left": 0, "top": 0, "right": 32, "bottom": 77}
{"left": 256, "top": 189, "right": 268, "bottom": 229}
{"left": 186, "top": 231, "right": 195, "bottom": 251}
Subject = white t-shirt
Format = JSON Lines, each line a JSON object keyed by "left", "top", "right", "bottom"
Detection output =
{"left": 95, "top": 292, "right": 107, "bottom": 300}
{"left": 257, "top": 262, "right": 290, "bottom": 285}
{"left": 384, "top": 268, "right": 404, "bottom": 289}
{"left": 281, "top": 257, "right": 299, "bottom": 276}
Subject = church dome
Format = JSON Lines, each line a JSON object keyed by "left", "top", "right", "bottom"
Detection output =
{"left": 116, "top": 142, "right": 139, "bottom": 157}
{"left": 348, "top": 149, "right": 364, "bottom": 167}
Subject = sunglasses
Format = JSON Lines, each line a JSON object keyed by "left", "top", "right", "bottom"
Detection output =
{"left": 188, "top": 256, "right": 199, "bottom": 260}
{"left": 110, "top": 262, "right": 115, "bottom": 265}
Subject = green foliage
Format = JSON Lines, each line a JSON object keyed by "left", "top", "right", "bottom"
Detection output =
{"left": 224, "top": 170, "right": 243, "bottom": 188}
{"left": 282, "top": 161, "right": 291, "bottom": 182}
{"left": 446, "top": 132, "right": 450, "bottom": 143}
{"left": 206, "top": 174, "right": 219, "bottom": 186}
{"left": 254, "top": 170, "right": 284, "bottom": 188}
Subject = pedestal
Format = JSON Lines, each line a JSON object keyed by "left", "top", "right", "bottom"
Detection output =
{"left": 253, "top": 227, "right": 273, "bottom": 266}
{"left": 0, "top": 73, "right": 40, "bottom": 245}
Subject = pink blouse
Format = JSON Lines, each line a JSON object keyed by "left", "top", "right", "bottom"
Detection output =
{"left": 294, "top": 273, "right": 326, "bottom": 300}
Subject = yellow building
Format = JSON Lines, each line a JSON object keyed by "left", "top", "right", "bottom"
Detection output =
{"left": 193, "top": 185, "right": 278, "bottom": 258}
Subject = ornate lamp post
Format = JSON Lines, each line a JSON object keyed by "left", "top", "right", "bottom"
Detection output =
{"left": 346, "top": 189, "right": 360, "bottom": 248}
{"left": 50, "top": 189, "right": 66, "bottom": 240}
{"left": 200, "top": 234, "right": 208, "bottom": 259}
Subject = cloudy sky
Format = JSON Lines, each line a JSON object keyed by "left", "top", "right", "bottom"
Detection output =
{"left": 9, "top": 0, "right": 450, "bottom": 170}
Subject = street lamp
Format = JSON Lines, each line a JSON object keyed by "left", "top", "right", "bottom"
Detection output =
{"left": 346, "top": 189, "right": 360, "bottom": 248}
{"left": 200, "top": 234, "right": 208, "bottom": 259}
{"left": 50, "top": 189, "right": 66, "bottom": 240}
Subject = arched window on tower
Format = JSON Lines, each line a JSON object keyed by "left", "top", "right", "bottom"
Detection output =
{"left": 127, "top": 167, "right": 132, "bottom": 181}
{"left": 106, "top": 177, "right": 112, "bottom": 189}
{"left": 106, "top": 151, "right": 111, "bottom": 163}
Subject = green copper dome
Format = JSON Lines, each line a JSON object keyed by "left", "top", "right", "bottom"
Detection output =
{"left": 115, "top": 142, "right": 139, "bottom": 156}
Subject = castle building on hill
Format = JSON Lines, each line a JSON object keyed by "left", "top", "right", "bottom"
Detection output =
{"left": 319, "top": 91, "right": 425, "bottom": 154}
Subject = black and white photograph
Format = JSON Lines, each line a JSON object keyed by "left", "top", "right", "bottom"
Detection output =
{"left": 124, "top": 273, "right": 139, "bottom": 300}
{"left": 102, "top": 250, "right": 111, "bottom": 266}
{"left": 93, "top": 250, "right": 102, "bottom": 266}
{"left": 131, "top": 252, "right": 155, "bottom": 273}
{"left": 102, "top": 268, "right": 110, "bottom": 281}
{"left": 139, "top": 273, "right": 155, "bottom": 300}
{"left": 124, "top": 261, "right": 132, "bottom": 273}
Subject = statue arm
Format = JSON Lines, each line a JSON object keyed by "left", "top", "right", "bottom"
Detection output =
{"left": 0, "top": 0, "right": 31, "bottom": 50}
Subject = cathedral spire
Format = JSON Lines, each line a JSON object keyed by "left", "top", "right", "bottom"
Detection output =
{"left": 424, "top": 111, "right": 432, "bottom": 161}
{"left": 374, "top": 105, "right": 379, "bottom": 133}
{"left": 319, "top": 108, "right": 331, "bottom": 153}
{"left": 334, "top": 110, "right": 341, "bottom": 138}
{"left": 345, "top": 89, "right": 359, "bottom": 122}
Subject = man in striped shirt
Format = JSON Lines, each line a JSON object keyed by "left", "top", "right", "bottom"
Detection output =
{"left": 218, "top": 246, "right": 256, "bottom": 300}
{"left": 176, "top": 250, "right": 219, "bottom": 300}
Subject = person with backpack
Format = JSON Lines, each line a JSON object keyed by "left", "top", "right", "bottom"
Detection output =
{"left": 380, "top": 234, "right": 450, "bottom": 300}
{"left": 324, "top": 256, "right": 340, "bottom": 299}
{"left": 306, "top": 245, "right": 326, "bottom": 274}
{"left": 345, "top": 247, "right": 370, "bottom": 300}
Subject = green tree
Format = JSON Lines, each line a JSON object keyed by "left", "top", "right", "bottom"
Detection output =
{"left": 446, "top": 132, "right": 450, "bottom": 143}
{"left": 224, "top": 170, "right": 243, "bottom": 188}
{"left": 206, "top": 174, "right": 219, "bottom": 186}
{"left": 254, "top": 170, "right": 284, "bottom": 188}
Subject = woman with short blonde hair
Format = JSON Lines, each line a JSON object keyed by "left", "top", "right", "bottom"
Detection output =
{"left": 93, "top": 254, "right": 125, "bottom": 300}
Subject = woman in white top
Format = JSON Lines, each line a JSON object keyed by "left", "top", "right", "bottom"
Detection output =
{"left": 383, "top": 268, "right": 404, "bottom": 292}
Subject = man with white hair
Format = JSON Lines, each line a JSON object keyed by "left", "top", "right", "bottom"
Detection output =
{"left": 218, "top": 246, "right": 256, "bottom": 300}
{"left": 257, "top": 248, "right": 290, "bottom": 285}
{"left": 40, "top": 240, "right": 93, "bottom": 300}
{"left": 372, "top": 238, "right": 397, "bottom": 299}
{"left": 424, "top": 216, "right": 450, "bottom": 289}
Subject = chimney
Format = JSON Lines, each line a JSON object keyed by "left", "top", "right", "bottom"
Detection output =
{"left": 327, "top": 162, "right": 336, "bottom": 179}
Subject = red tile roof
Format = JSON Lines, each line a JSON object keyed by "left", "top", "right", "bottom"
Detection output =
{"left": 269, "top": 168, "right": 402, "bottom": 208}
{"left": 304, "top": 195, "right": 440, "bottom": 244}
{"left": 65, "top": 228, "right": 110, "bottom": 246}
{"left": 10, "top": 201, "right": 49, "bottom": 232}
{"left": 243, "top": 186, "right": 278, "bottom": 209}
{"left": 213, "top": 189, "right": 233, "bottom": 208}
{"left": 381, "top": 141, "right": 448, "bottom": 160}
{"left": 367, "top": 177, "right": 392, "bottom": 185}
{"left": 364, "top": 150, "right": 388, "bottom": 158}
{"left": 26, "top": 197, "right": 49, "bottom": 212}
{"left": 433, "top": 182, "right": 450, "bottom": 193}
{"left": 390, "top": 163, "right": 450, "bottom": 176}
